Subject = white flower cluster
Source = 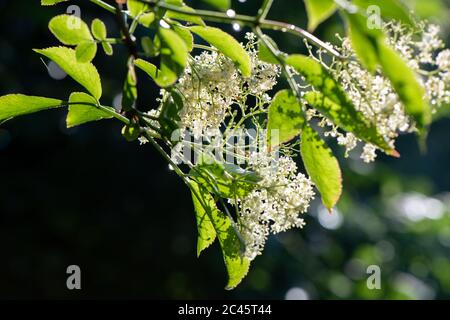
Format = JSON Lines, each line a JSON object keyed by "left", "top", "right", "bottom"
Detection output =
{"left": 236, "top": 155, "right": 315, "bottom": 260}
{"left": 316, "top": 22, "right": 449, "bottom": 163}
{"left": 177, "top": 51, "right": 241, "bottom": 137}
{"left": 387, "top": 23, "right": 449, "bottom": 108}
{"left": 175, "top": 33, "right": 280, "bottom": 137}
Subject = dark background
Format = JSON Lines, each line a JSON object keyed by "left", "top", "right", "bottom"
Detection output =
{"left": 0, "top": 0, "right": 450, "bottom": 299}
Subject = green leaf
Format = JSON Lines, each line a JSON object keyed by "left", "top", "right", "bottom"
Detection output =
{"left": 304, "top": 0, "right": 337, "bottom": 31}
{"left": 128, "top": 0, "right": 149, "bottom": 17}
{"left": 377, "top": 40, "right": 431, "bottom": 130}
{"left": 135, "top": 28, "right": 188, "bottom": 87}
{"left": 138, "top": 13, "right": 156, "bottom": 27}
{"left": 165, "top": 5, "right": 206, "bottom": 26}
{"left": 49, "top": 15, "right": 93, "bottom": 46}
{"left": 0, "top": 94, "right": 63, "bottom": 122}
{"left": 301, "top": 125, "right": 342, "bottom": 211}
{"left": 67, "top": 92, "right": 113, "bottom": 128}
{"left": 158, "top": 90, "right": 183, "bottom": 136}
{"left": 141, "top": 37, "right": 158, "bottom": 57}
{"left": 267, "top": 89, "right": 305, "bottom": 147}
{"left": 35, "top": 47, "right": 102, "bottom": 100}
{"left": 102, "top": 42, "right": 114, "bottom": 56}
{"left": 345, "top": 12, "right": 380, "bottom": 73}
{"left": 121, "top": 123, "right": 141, "bottom": 141}
{"left": 190, "top": 180, "right": 250, "bottom": 289}
{"left": 91, "top": 19, "right": 107, "bottom": 41}
{"left": 122, "top": 65, "right": 138, "bottom": 111}
{"left": 258, "top": 35, "right": 281, "bottom": 65}
{"left": 41, "top": 0, "right": 68, "bottom": 5}
{"left": 286, "top": 54, "right": 351, "bottom": 106}
{"left": 172, "top": 25, "right": 194, "bottom": 52}
{"left": 191, "top": 159, "right": 261, "bottom": 199}
{"left": 160, "top": 28, "right": 188, "bottom": 84}
{"left": 286, "top": 54, "right": 394, "bottom": 153}
{"left": 352, "top": 0, "right": 413, "bottom": 26}
{"left": 190, "top": 181, "right": 217, "bottom": 257}
{"left": 128, "top": 0, "right": 155, "bottom": 27}
{"left": 135, "top": 59, "right": 159, "bottom": 82}
{"left": 75, "top": 42, "right": 97, "bottom": 63}
{"left": 201, "top": 0, "right": 230, "bottom": 11}
{"left": 189, "top": 26, "right": 252, "bottom": 77}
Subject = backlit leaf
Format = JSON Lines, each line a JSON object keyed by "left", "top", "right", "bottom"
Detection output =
{"left": 301, "top": 125, "right": 342, "bottom": 211}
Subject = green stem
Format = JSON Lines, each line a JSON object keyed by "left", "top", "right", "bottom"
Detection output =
{"left": 88, "top": 0, "right": 116, "bottom": 13}
{"left": 147, "top": 134, "right": 191, "bottom": 188}
{"left": 257, "top": 0, "right": 274, "bottom": 21}
{"left": 193, "top": 44, "right": 218, "bottom": 52}
{"left": 103, "top": 38, "right": 123, "bottom": 44}
{"left": 63, "top": 101, "right": 131, "bottom": 125}
{"left": 98, "top": 104, "right": 131, "bottom": 124}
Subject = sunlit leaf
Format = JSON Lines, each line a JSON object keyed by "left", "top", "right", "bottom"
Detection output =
{"left": 35, "top": 47, "right": 102, "bottom": 100}
{"left": 301, "top": 125, "right": 342, "bottom": 211}
{"left": 304, "top": 0, "right": 337, "bottom": 31}
{"left": 128, "top": 0, "right": 155, "bottom": 27}
{"left": 102, "top": 42, "right": 114, "bottom": 56}
{"left": 135, "top": 28, "right": 188, "bottom": 87}
{"left": 121, "top": 123, "right": 141, "bottom": 141}
{"left": 345, "top": 12, "right": 381, "bottom": 73}
{"left": 190, "top": 180, "right": 250, "bottom": 290}
{"left": 141, "top": 36, "right": 158, "bottom": 57}
{"left": 190, "top": 181, "right": 217, "bottom": 257}
{"left": 191, "top": 158, "right": 261, "bottom": 199}
{"left": 67, "top": 92, "right": 112, "bottom": 128}
{"left": 258, "top": 35, "right": 281, "bottom": 65}
{"left": 267, "top": 89, "right": 305, "bottom": 147}
{"left": 190, "top": 26, "right": 252, "bottom": 77}
{"left": 91, "top": 19, "right": 107, "bottom": 41}
{"left": 128, "top": 0, "right": 149, "bottom": 17}
{"left": 0, "top": 94, "right": 63, "bottom": 122}
{"left": 49, "top": 14, "right": 93, "bottom": 46}
{"left": 377, "top": 40, "right": 431, "bottom": 130}
{"left": 122, "top": 65, "right": 138, "bottom": 111}
{"left": 353, "top": 0, "right": 413, "bottom": 26}
{"left": 172, "top": 25, "right": 194, "bottom": 52}
{"left": 165, "top": 5, "right": 206, "bottom": 26}
{"left": 75, "top": 41, "right": 97, "bottom": 63}
{"left": 41, "top": 0, "right": 68, "bottom": 5}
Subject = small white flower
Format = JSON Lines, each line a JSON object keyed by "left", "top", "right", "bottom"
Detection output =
{"left": 361, "top": 143, "right": 377, "bottom": 163}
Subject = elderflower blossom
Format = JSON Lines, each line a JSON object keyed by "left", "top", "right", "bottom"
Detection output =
{"left": 244, "top": 32, "right": 281, "bottom": 96}
{"left": 176, "top": 51, "right": 241, "bottom": 136}
{"left": 237, "top": 154, "right": 315, "bottom": 260}
{"left": 315, "top": 21, "right": 450, "bottom": 162}
{"left": 174, "top": 33, "right": 280, "bottom": 137}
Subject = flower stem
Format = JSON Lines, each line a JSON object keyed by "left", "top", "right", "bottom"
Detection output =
{"left": 257, "top": 0, "right": 274, "bottom": 21}
{"left": 89, "top": 0, "right": 116, "bottom": 14}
